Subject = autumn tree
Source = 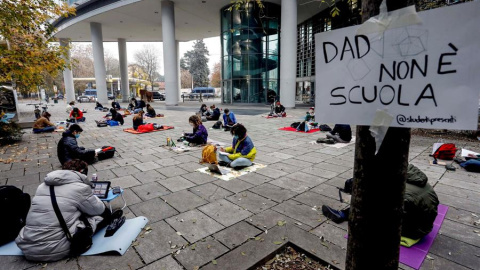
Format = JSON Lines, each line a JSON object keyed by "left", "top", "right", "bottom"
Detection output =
{"left": 134, "top": 45, "right": 160, "bottom": 91}
{"left": 0, "top": 0, "right": 75, "bottom": 93}
{"left": 182, "top": 39, "right": 210, "bottom": 87}
{"left": 210, "top": 62, "right": 221, "bottom": 87}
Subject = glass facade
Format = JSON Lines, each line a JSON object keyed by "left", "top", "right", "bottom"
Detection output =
{"left": 296, "top": 0, "right": 362, "bottom": 104}
{"left": 221, "top": 2, "right": 280, "bottom": 104}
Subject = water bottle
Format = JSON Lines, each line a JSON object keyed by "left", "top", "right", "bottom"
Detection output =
{"left": 92, "top": 173, "right": 98, "bottom": 182}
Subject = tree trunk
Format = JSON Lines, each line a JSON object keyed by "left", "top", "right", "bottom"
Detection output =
{"left": 345, "top": 0, "right": 414, "bottom": 269}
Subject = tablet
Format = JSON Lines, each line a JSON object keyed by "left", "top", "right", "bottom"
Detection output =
{"left": 91, "top": 181, "right": 111, "bottom": 199}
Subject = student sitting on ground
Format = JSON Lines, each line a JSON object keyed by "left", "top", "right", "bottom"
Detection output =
{"left": 111, "top": 101, "right": 121, "bottom": 110}
{"left": 206, "top": 105, "right": 221, "bottom": 121}
{"left": 273, "top": 101, "right": 286, "bottom": 117}
{"left": 109, "top": 108, "right": 124, "bottom": 125}
{"left": 223, "top": 108, "right": 237, "bottom": 131}
{"left": 322, "top": 164, "right": 439, "bottom": 244}
{"left": 57, "top": 124, "right": 96, "bottom": 165}
{"left": 182, "top": 115, "right": 208, "bottom": 145}
{"left": 16, "top": 159, "right": 120, "bottom": 262}
{"left": 66, "top": 101, "right": 75, "bottom": 113}
{"left": 296, "top": 111, "right": 315, "bottom": 132}
{"left": 219, "top": 123, "right": 256, "bottom": 169}
{"left": 132, "top": 110, "right": 146, "bottom": 130}
{"left": 199, "top": 104, "right": 210, "bottom": 116}
{"left": 95, "top": 101, "right": 104, "bottom": 110}
{"left": 327, "top": 124, "right": 352, "bottom": 143}
{"left": 68, "top": 107, "right": 85, "bottom": 122}
{"left": 145, "top": 104, "right": 156, "bottom": 118}
{"left": 128, "top": 98, "right": 138, "bottom": 111}
{"left": 32, "top": 112, "right": 56, "bottom": 133}
{"left": 136, "top": 99, "right": 146, "bottom": 113}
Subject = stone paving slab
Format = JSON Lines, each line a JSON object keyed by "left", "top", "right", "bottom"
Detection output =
{"left": 161, "top": 189, "right": 209, "bottom": 213}
{"left": 165, "top": 209, "right": 225, "bottom": 243}
{"left": 139, "top": 255, "right": 184, "bottom": 270}
{"left": 198, "top": 199, "right": 253, "bottom": 227}
{"left": 214, "top": 221, "right": 263, "bottom": 249}
{"left": 158, "top": 176, "right": 196, "bottom": 192}
{"left": 130, "top": 197, "right": 179, "bottom": 223}
{"left": 174, "top": 237, "right": 229, "bottom": 270}
{"left": 249, "top": 183, "right": 297, "bottom": 203}
{"left": 189, "top": 183, "right": 234, "bottom": 202}
{"left": 226, "top": 191, "right": 277, "bottom": 213}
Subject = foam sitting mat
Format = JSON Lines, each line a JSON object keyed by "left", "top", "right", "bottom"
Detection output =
{"left": 123, "top": 126, "right": 174, "bottom": 134}
{"left": 278, "top": 127, "right": 320, "bottom": 133}
{"left": 196, "top": 163, "right": 266, "bottom": 181}
{"left": 0, "top": 216, "right": 148, "bottom": 256}
{"left": 309, "top": 136, "right": 356, "bottom": 148}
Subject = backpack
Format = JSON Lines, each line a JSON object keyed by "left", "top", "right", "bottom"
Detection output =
{"left": 97, "top": 146, "right": 115, "bottom": 161}
{"left": 106, "top": 120, "right": 119, "bottom": 126}
{"left": 319, "top": 124, "right": 332, "bottom": 131}
{"left": 432, "top": 143, "right": 457, "bottom": 160}
{"left": 0, "top": 186, "right": 31, "bottom": 245}
{"left": 201, "top": 145, "right": 217, "bottom": 164}
{"left": 290, "top": 122, "right": 300, "bottom": 128}
{"left": 212, "top": 121, "right": 222, "bottom": 129}
{"left": 96, "top": 120, "right": 108, "bottom": 127}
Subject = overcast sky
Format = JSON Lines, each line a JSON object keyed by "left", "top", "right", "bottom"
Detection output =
{"left": 75, "top": 36, "right": 221, "bottom": 75}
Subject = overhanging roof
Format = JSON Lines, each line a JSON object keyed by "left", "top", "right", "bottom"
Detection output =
{"left": 53, "top": 0, "right": 327, "bottom": 42}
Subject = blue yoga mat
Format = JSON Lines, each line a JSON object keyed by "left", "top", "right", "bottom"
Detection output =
{"left": 0, "top": 216, "right": 148, "bottom": 256}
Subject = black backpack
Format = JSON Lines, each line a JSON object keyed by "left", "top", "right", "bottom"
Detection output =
{"left": 290, "top": 122, "right": 301, "bottom": 128}
{"left": 97, "top": 146, "right": 115, "bottom": 161}
{"left": 0, "top": 185, "right": 31, "bottom": 245}
{"left": 212, "top": 121, "right": 222, "bottom": 129}
{"left": 319, "top": 124, "right": 332, "bottom": 131}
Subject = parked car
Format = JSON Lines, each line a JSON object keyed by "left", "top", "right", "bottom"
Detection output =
{"left": 108, "top": 94, "right": 115, "bottom": 100}
{"left": 56, "top": 94, "right": 64, "bottom": 99}
{"left": 189, "top": 87, "right": 215, "bottom": 99}
{"left": 77, "top": 95, "right": 92, "bottom": 103}
{"left": 152, "top": 92, "right": 165, "bottom": 101}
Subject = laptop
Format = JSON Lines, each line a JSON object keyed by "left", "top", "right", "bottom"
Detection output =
{"left": 206, "top": 163, "right": 230, "bottom": 175}
{"left": 91, "top": 181, "right": 111, "bottom": 199}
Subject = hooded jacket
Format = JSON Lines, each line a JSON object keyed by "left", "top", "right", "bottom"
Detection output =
{"left": 223, "top": 112, "right": 237, "bottom": 126}
{"left": 57, "top": 130, "right": 95, "bottom": 165}
{"left": 15, "top": 170, "right": 105, "bottom": 262}
{"left": 225, "top": 135, "right": 256, "bottom": 161}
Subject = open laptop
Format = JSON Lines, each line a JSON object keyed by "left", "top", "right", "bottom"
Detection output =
{"left": 91, "top": 181, "right": 111, "bottom": 199}
{"left": 206, "top": 163, "right": 230, "bottom": 175}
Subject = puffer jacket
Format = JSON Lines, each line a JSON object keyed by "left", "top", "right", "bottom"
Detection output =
{"left": 225, "top": 135, "right": 257, "bottom": 161}
{"left": 185, "top": 124, "right": 208, "bottom": 144}
{"left": 16, "top": 170, "right": 105, "bottom": 262}
{"left": 402, "top": 164, "right": 439, "bottom": 239}
{"left": 57, "top": 130, "right": 95, "bottom": 165}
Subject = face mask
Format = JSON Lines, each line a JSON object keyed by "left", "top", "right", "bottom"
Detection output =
{"left": 75, "top": 134, "right": 80, "bottom": 138}
{"left": 190, "top": 123, "right": 195, "bottom": 127}
{"left": 233, "top": 135, "right": 239, "bottom": 140}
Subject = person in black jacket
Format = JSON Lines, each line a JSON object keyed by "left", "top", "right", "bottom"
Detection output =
{"left": 274, "top": 101, "right": 286, "bottom": 117}
{"left": 109, "top": 108, "right": 124, "bottom": 125}
{"left": 327, "top": 124, "right": 352, "bottom": 143}
{"left": 206, "top": 105, "right": 220, "bottom": 120}
{"left": 57, "top": 124, "right": 96, "bottom": 165}
{"left": 111, "top": 101, "right": 121, "bottom": 110}
{"left": 128, "top": 98, "right": 138, "bottom": 111}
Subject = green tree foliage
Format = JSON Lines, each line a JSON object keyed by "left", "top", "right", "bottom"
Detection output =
{"left": 0, "top": 0, "right": 75, "bottom": 92}
{"left": 182, "top": 40, "right": 210, "bottom": 88}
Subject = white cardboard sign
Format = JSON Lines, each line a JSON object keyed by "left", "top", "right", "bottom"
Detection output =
{"left": 314, "top": 2, "right": 480, "bottom": 130}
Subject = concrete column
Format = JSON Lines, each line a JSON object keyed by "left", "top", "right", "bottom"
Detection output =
{"left": 279, "top": 0, "right": 297, "bottom": 108}
{"left": 176, "top": 40, "right": 181, "bottom": 101}
{"left": 90, "top": 22, "right": 108, "bottom": 104}
{"left": 60, "top": 39, "right": 75, "bottom": 103}
{"left": 118, "top": 38, "right": 129, "bottom": 102}
{"left": 162, "top": 0, "right": 179, "bottom": 106}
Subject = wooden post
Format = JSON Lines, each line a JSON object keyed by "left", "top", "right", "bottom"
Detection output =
{"left": 345, "top": 0, "right": 414, "bottom": 269}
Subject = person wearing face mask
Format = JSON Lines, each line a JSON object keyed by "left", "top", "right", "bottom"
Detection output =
{"left": 57, "top": 124, "right": 96, "bottom": 165}
{"left": 16, "top": 159, "right": 118, "bottom": 262}
{"left": 182, "top": 115, "right": 208, "bottom": 145}
{"left": 223, "top": 108, "right": 237, "bottom": 131}
{"left": 218, "top": 124, "right": 256, "bottom": 168}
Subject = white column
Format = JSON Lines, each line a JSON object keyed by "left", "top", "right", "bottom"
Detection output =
{"left": 162, "top": 0, "right": 179, "bottom": 106}
{"left": 176, "top": 40, "right": 181, "bottom": 101}
{"left": 90, "top": 22, "right": 108, "bottom": 104}
{"left": 60, "top": 39, "right": 75, "bottom": 103}
{"left": 118, "top": 38, "right": 129, "bottom": 102}
{"left": 279, "top": 0, "right": 297, "bottom": 108}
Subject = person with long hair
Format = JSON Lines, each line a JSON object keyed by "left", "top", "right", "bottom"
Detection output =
{"left": 109, "top": 108, "right": 124, "bottom": 125}
{"left": 145, "top": 104, "right": 156, "bottom": 117}
{"left": 132, "top": 110, "right": 146, "bottom": 130}
{"left": 69, "top": 108, "right": 85, "bottom": 122}
{"left": 32, "top": 112, "right": 56, "bottom": 133}
{"left": 218, "top": 123, "right": 256, "bottom": 168}
{"left": 183, "top": 115, "right": 208, "bottom": 145}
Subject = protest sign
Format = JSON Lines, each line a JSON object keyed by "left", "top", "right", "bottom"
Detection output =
{"left": 315, "top": 2, "right": 480, "bottom": 130}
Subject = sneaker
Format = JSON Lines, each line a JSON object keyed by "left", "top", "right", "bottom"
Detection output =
{"left": 218, "top": 161, "right": 230, "bottom": 167}
{"left": 322, "top": 205, "right": 346, "bottom": 224}
{"left": 105, "top": 216, "right": 126, "bottom": 237}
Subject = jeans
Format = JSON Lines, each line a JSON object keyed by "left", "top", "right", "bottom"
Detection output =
{"left": 218, "top": 153, "right": 253, "bottom": 168}
{"left": 326, "top": 133, "right": 349, "bottom": 143}
{"left": 134, "top": 108, "right": 143, "bottom": 114}
{"left": 33, "top": 126, "right": 55, "bottom": 133}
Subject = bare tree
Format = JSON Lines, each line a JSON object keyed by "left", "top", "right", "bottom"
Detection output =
{"left": 134, "top": 45, "right": 160, "bottom": 91}
{"left": 70, "top": 44, "right": 94, "bottom": 94}
{"left": 104, "top": 50, "right": 120, "bottom": 77}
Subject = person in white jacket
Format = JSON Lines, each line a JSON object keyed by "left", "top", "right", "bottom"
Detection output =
{"left": 16, "top": 159, "right": 112, "bottom": 262}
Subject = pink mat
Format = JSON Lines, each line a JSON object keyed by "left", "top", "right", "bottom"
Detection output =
{"left": 278, "top": 127, "right": 320, "bottom": 133}
{"left": 344, "top": 204, "right": 448, "bottom": 270}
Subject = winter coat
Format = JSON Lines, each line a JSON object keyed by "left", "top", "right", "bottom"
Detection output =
{"left": 111, "top": 102, "right": 121, "bottom": 110}
{"left": 225, "top": 135, "right": 256, "bottom": 161}
{"left": 330, "top": 124, "right": 352, "bottom": 142}
{"left": 112, "top": 112, "right": 124, "bottom": 125}
{"left": 274, "top": 105, "right": 285, "bottom": 114}
{"left": 185, "top": 124, "right": 208, "bottom": 144}
{"left": 132, "top": 116, "right": 145, "bottom": 130}
{"left": 69, "top": 110, "right": 84, "bottom": 120}
{"left": 57, "top": 130, "right": 95, "bottom": 165}
{"left": 223, "top": 112, "right": 237, "bottom": 126}
{"left": 207, "top": 108, "right": 221, "bottom": 120}
{"left": 33, "top": 117, "right": 55, "bottom": 130}
{"left": 403, "top": 164, "right": 439, "bottom": 239}
{"left": 15, "top": 170, "right": 105, "bottom": 262}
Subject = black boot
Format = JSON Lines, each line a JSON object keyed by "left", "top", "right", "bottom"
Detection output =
{"left": 322, "top": 205, "right": 348, "bottom": 224}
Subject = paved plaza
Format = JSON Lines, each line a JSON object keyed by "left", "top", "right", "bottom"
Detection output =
{"left": 1, "top": 99, "right": 479, "bottom": 270}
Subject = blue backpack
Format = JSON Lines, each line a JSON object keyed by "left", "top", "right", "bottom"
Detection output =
{"left": 107, "top": 120, "right": 119, "bottom": 126}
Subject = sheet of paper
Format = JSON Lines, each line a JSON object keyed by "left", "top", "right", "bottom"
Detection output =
{"left": 461, "top": 149, "right": 480, "bottom": 157}
{"left": 218, "top": 151, "right": 230, "bottom": 156}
